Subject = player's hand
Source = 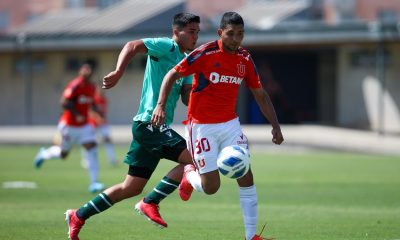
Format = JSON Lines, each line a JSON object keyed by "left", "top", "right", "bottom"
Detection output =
{"left": 102, "top": 70, "right": 123, "bottom": 89}
{"left": 271, "top": 127, "right": 284, "bottom": 145}
{"left": 151, "top": 104, "right": 166, "bottom": 127}
{"left": 75, "top": 114, "right": 85, "bottom": 123}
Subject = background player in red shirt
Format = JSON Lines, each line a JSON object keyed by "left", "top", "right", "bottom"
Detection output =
{"left": 33, "top": 63, "right": 105, "bottom": 193}
{"left": 152, "top": 12, "right": 284, "bottom": 240}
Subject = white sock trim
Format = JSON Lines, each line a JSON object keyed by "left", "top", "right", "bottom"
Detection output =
{"left": 187, "top": 171, "right": 204, "bottom": 192}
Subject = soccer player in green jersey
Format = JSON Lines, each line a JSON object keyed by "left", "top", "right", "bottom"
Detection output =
{"left": 65, "top": 13, "right": 200, "bottom": 240}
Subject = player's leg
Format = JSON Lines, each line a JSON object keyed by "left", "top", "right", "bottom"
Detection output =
{"left": 221, "top": 118, "right": 260, "bottom": 240}
{"left": 237, "top": 170, "right": 259, "bottom": 240}
{"left": 79, "top": 147, "right": 89, "bottom": 169}
{"left": 134, "top": 123, "right": 188, "bottom": 227}
{"left": 82, "top": 141, "right": 104, "bottom": 193}
{"left": 66, "top": 172, "right": 149, "bottom": 239}
{"left": 80, "top": 124, "right": 104, "bottom": 193}
{"left": 181, "top": 121, "right": 221, "bottom": 196}
{"left": 79, "top": 174, "right": 149, "bottom": 219}
{"left": 135, "top": 165, "right": 182, "bottom": 228}
{"left": 143, "top": 132, "right": 190, "bottom": 203}
{"left": 34, "top": 123, "right": 72, "bottom": 168}
{"left": 100, "top": 124, "right": 117, "bottom": 166}
{"left": 141, "top": 164, "right": 183, "bottom": 205}
{"left": 66, "top": 136, "right": 158, "bottom": 239}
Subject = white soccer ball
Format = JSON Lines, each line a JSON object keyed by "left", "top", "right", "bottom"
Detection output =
{"left": 217, "top": 145, "right": 250, "bottom": 179}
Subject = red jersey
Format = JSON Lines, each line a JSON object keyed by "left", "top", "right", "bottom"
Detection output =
{"left": 175, "top": 39, "right": 262, "bottom": 123}
{"left": 59, "top": 76, "right": 96, "bottom": 127}
{"left": 89, "top": 90, "right": 107, "bottom": 127}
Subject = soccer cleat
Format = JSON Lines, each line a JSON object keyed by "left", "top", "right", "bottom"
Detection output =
{"left": 65, "top": 209, "right": 85, "bottom": 240}
{"left": 248, "top": 234, "right": 274, "bottom": 240}
{"left": 178, "top": 164, "right": 195, "bottom": 201}
{"left": 246, "top": 223, "right": 274, "bottom": 240}
{"left": 134, "top": 198, "right": 167, "bottom": 228}
{"left": 88, "top": 182, "right": 105, "bottom": 193}
{"left": 33, "top": 147, "right": 45, "bottom": 169}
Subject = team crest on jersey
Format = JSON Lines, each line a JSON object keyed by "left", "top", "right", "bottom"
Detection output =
{"left": 146, "top": 124, "right": 153, "bottom": 132}
{"left": 237, "top": 62, "right": 246, "bottom": 77}
{"left": 165, "top": 131, "right": 172, "bottom": 138}
{"left": 175, "top": 78, "right": 183, "bottom": 86}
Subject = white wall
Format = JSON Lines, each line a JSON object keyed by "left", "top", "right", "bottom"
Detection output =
{"left": 337, "top": 43, "right": 400, "bottom": 133}
{"left": 0, "top": 50, "right": 189, "bottom": 126}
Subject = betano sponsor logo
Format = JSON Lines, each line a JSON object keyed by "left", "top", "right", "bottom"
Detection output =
{"left": 209, "top": 72, "right": 243, "bottom": 85}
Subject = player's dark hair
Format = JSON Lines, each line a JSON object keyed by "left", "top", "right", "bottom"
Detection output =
{"left": 219, "top": 12, "right": 244, "bottom": 29}
{"left": 173, "top": 13, "right": 200, "bottom": 30}
{"left": 83, "top": 59, "right": 96, "bottom": 70}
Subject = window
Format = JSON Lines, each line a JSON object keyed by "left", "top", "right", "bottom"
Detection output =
{"left": 350, "top": 50, "right": 391, "bottom": 68}
{"left": 14, "top": 57, "right": 47, "bottom": 74}
{"left": 0, "top": 11, "right": 10, "bottom": 32}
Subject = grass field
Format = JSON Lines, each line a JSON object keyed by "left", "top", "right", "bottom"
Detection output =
{"left": 0, "top": 145, "right": 399, "bottom": 240}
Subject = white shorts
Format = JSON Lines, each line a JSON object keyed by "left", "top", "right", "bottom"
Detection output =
{"left": 185, "top": 117, "right": 249, "bottom": 174}
{"left": 96, "top": 124, "right": 111, "bottom": 139}
{"left": 57, "top": 122, "right": 97, "bottom": 151}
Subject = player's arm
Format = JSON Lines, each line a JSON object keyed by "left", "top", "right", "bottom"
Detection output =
{"left": 151, "top": 69, "right": 182, "bottom": 126}
{"left": 181, "top": 84, "right": 191, "bottom": 106}
{"left": 60, "top": 96, "right": 84, "bottom": 123}
{"left": 103, "top": 40, "right": 147, "bottom": 89}
{"left": 89, "top": 107, "right": 105, "bottom": 125}
{"left": 91, "top": 103, "right": 104, "bottom": 119}
{"left": 250, "top": 87, "right": 284, "bottom": 145}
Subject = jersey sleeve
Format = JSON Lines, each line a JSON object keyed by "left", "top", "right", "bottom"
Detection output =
{"left": 63, "top": 84, "right": 77, "bottom": 100}
{"left": 245, "top": 56, "right": 262, "bottom": 88}
{"left": 142, "top": 38, "right": 173, "bottom": 58}
{"left": 174, "top": 49, "right": 204, "bottom": 77}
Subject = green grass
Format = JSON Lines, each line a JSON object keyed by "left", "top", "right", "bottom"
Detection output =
{"left": 0, "top": 145, "right": 399, "bottom": 240}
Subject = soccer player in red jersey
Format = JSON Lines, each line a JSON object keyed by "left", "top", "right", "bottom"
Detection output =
{"left": 33, "top": 63, "right": 105, "bottom": 193}
{"left": 152, "top": 12, "right": 284, "bottom": 240}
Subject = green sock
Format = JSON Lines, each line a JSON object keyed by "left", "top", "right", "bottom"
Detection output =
{"left": 144, "top": 176, "right": 179, "bottom": 204}
{"left": 76, "top": 192, "right": 113, "bottom": 220}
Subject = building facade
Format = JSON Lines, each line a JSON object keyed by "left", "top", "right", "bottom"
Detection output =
{"left": 0, "top": 0, "right": 399, "bottom": 134}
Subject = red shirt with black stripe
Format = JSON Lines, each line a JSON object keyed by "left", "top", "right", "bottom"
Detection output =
{"left": 59, "top": 76, "right": 96, "bottom": 126}
{"left": 175, "top": 39, "right": 262, "bottom": 124}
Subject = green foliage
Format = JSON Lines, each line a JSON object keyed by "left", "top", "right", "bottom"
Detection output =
{"left": 0, "top": 146, "right": 399, "bottom": 240}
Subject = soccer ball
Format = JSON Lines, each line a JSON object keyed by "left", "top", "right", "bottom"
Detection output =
{"left": 217, "top": 145, "right": 250, "bottom": 179}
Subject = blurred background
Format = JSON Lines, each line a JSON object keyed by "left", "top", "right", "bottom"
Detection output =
{"left": 0, "top": 0, "right": 399, "bottom": 137}
{"left": 1, "top": 3, "right": 399, "bottom": 239}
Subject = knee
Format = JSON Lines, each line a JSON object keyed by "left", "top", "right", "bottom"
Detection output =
{"left": 237, "top": 169, "right": 254, "bottom": 187}
{"left": 60, "top": 151, "right": 68, "bottom": 159}
{"left": 83, "top": 142, "right": 97, "bottom": 150}
{"left": 203, "top": 184, "right": 220, "bottom": 195}
{"left": 200, "top": 171, "right": 221, "bottom": 195}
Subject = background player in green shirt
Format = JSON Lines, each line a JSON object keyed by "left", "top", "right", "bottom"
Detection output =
{"left": 65, "top": 13, "right": 200, "bottom": 240}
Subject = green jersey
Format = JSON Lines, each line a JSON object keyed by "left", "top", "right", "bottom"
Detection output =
{"left": 133, "top": 37, "right": 192, "bottom": 125}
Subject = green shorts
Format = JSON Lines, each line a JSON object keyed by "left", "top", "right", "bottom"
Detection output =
{"left": 124, "top": 121, "right": 187, "bottom": 178}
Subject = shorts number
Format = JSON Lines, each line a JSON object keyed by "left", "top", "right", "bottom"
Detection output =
{"left": 195, "top": 138, "right": 210, "bottom": 154}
